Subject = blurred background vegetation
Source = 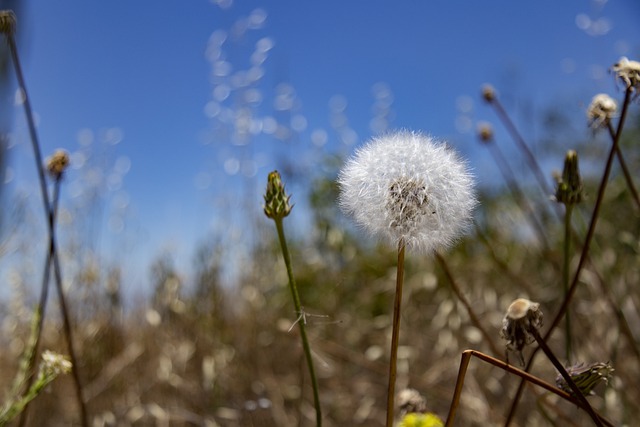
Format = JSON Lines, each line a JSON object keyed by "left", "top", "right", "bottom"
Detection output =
{"left": 0, "top": 104, "right": 638, "bottom": 426}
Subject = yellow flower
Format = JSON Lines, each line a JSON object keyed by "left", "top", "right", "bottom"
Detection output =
{"left": 399, "top": 412, "right": 444, "bottom": 427}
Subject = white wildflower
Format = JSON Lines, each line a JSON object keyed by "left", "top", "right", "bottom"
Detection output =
{"left": 587, "top": 93, "right": 617, "bottom": 129}
{"left": 41, "top": 350, "right": 72, "bottom": 376}
{"left": 338, "top": 130, "right": 476, "bottom": 254}
{"left": 612, "top": 56, "right": 640, "bottom": 91}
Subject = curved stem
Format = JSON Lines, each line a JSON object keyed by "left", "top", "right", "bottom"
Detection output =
{"left": 386, "top": 242, "right": 405, "bottom": 427}
{"left": 274, "top": 218, "right": 322, "bottom": 427}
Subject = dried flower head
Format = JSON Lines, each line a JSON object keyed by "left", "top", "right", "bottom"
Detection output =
{"left": 481, "top": 84, "right": 496, "bottom": 103}
{"left": 397, "top": 388, "right": 427, "bottom": 418}
{"left": 263, "top": 170, "right": 293, "bottom": 220}
{"left": 46, "top": 149, "right": 70, "bottom": 179}
{"left": 399, "top": 412, "right": 444, "bottom": 427}
{"left": 0, "top": 10, "right": 16, "bottom": 36}
{"left": 587, "top": 93, "right": 617, "bottom": 129}
{"left": 500, "top": 298, "right": 543, "bottom": 365}
{"left": 556, "top": 362, "right": 614, "bottom": 397}
{"left": 338, "top": 130, "right": 476, "bottom": 254}
{"left": 612, "top": 56, "right": 640, "bottom": 91}
{"left": 40, "top": 350, "right": 72, "bottom": 377}
{"left": 476, "top": 122, "right": 494, "bottom": 143}
{"left": 554, "top": 150, "right": 583, "bottom": 205}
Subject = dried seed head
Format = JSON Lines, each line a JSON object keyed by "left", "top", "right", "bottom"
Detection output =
{"left": 587, "top": 93, "right": 617, "bottom": 129}
{"left": 46, "top": 149, "right": 70, "bottom": 179}
{"left": 477, "top": 122, "right": 494, "bottom": 143}
{"left": 263, "top": 170, "right": 293, "bottom": 220}
{"left": 500, "top": 298, "right": 543, "bottom": 365}
{"left": 612, "top": 56, "right": 640, "bottom": 91}
{"left": 397, "top": 388, "right": 427, "bottom": 418}
{"left": 481, "top": 84, "right": 496, "bottom": 103}
{"left": 0, "top": 10, "right": 16, "bottom": 36}
{"left": 554, "top": 150, "right": 583, "bottom": 205}
{"left": 40, "top": 350, "right": 72, "bottom": 377}
{"left": 556, "top": 362, "right": 614, "bottom": 397}
{"left": 387, "top": 177, "right": 431, "bottom": 234}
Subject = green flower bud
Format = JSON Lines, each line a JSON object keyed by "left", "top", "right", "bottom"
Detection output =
{"left": 263, "top": 170, "right": 293, "bottom": 220}
{"left": 554, "top": 150, "right": 583, "bottom": 205}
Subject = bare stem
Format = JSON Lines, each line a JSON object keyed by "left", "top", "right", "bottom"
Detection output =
{"left": 563, "top": 204, "right": 573, "bottom": 362}
{"left": 386, "top": 241, "right": 405, "bottom": 427}
{"left": 7, "top": 27, "right": 89, "bottom": 427}
{"left": 606, "top": 121, "right": 640, "bottom": 211}
{"left": 485, "top": 139, "right": 550, "bottom": 250}
{"left": 435, "top": 252, "right": 502, "bottom": 356}
{"left": 274, "top": 218, "right": 322, "bottom": 427}
{"left": 489, "top": 96, "right": 553, "bottom": 197}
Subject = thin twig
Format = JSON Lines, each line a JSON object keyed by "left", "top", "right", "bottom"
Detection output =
{"left": 6, "top": 22, "right": 89, "bottom": 427}
{"left": 435, "top": 252, "right": 502, "bottom": 356}
{"left": 606, "top": 121, "right": 640, "bottom": 211}
{"left": 489, "top": 95, "right": 553, "bottom": 197}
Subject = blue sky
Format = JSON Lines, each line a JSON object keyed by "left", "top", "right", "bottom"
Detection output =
{"left": 3, "top": 0, "right": 640, "bottom": 294}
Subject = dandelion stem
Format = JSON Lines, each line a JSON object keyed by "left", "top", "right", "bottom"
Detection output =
{"left": 528, "top": 328, "right": 604, "bottom": 427}
{"left": 504, "top": 87, "right": 633, "bottom": 426}
{"left": 606, "top": 122, "right": 640, "bottom": 211}
{"left": 563, "top": 203, "right": 573, "bottom": 362}
{"left": 386, "top": 241, "right": 405, "bottom": 427}
{"left": 484, "top": 137, "right": 550, "bottom": 250}
{"left": 435, "top": 252, "right": 502, "bottom": 356}
{"left": 273, "top": 218, "right": 322, "bottom": 427}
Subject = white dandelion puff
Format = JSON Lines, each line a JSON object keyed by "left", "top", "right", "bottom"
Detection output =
{"left": 612, "top": 56, "right": 640, "bottom": 91}
{"left": 338, "top": 130, "right": 476, "bottom": 254}
{"left": 586, "top": 93, "right": 617, "bottom": 129}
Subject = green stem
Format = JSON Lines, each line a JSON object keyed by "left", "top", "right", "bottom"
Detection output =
{"left": 563, "top": 203, "right": 573, "bottom": 362}
{"left": 386, "top": 242, "right": 405, "bottom": 427}
{"left": 274, "top": 218, "right": 322, "bottom": 427}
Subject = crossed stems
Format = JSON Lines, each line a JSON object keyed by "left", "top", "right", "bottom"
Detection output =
{"left": 445, "top": 350, "right": 614, "bottom": 427}
{"left": 4, "top": 17, "right": 89, "bottom": 427}
{"left": 504, "top": 87, "right": 635, "bottom": 426}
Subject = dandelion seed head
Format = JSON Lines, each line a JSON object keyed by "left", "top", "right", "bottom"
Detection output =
{"left": 587, "top": 93, "right": 617, "bottom": 129}
{"left": 500, "top": 298, "right": 543, "bottom": 365}
{"left": 612, "top": 56, "right": 640, "bottom": 91}
{"left": 338, "top": 130, "right": 476, "bottom": 254}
